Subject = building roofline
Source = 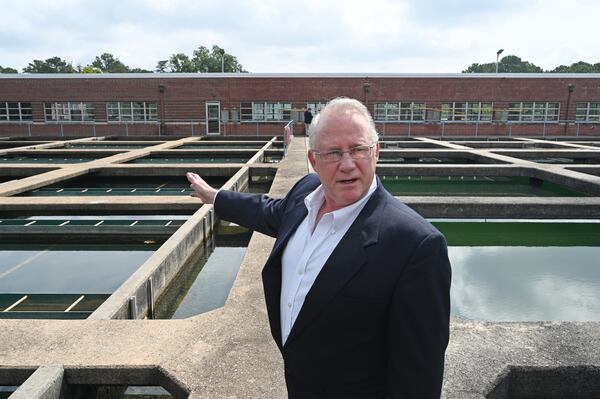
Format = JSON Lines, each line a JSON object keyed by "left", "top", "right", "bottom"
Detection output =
{"left": 1, "top": 72, "right": 600, "bottom": 79}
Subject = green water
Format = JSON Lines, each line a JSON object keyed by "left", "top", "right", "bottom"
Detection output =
{"left": 450, "top": 246, "right": 600, "bottom": 321}
{"left": 179, "top": 144, "right": 266, "bottom": 149}
{"left": 381, "top": 176, "right": 587, "bottom": 196}
{"left": 0, "top": 156, "right": 96, "bottom": 163}
{"left": 19, "top": 176, "right": 272, "bottom": 197}
{"left": 67, "top": 144, "right": 148, "bottom": 149}
{"left": 0, "top": 244, "right": 157, "bottom": 294}
{"left": 128, "top": 157, "right": 249, "bottom": 164}
{"left": 439, "top": 221, "right": 600, "bottom": 321}
{"left": 377, "top": 157, "right": 477, "bottom": 164}
{"left": 0, "top": 387, "right": 17, "bottom": 398}
{"left": 155, "top": 224, "right": 251, "bottom": 319}
{"left": 434, "top": 221, "right": 600, "bottom": 246}
{"left": 524, "top": 157, "right": 600, "bottom": 164}
{"left": 19, "top": 176, "right": 229, "bottom": 197}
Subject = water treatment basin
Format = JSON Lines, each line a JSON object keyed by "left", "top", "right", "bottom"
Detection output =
{"left": 0, "top": 242, "right": 159, "bottom": 319}
{"left": 436, "top": 219, "right": 600, "bottom": 322}
{"left": 381, "top": 176, "right": 587, "bottom": 196}
{"left": 17, "top": 175, "right": 231, "bottom": 196}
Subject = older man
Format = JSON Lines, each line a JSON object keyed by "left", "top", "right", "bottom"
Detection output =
{"left": 187, "top": 97, "right": 451, "bottom": 399}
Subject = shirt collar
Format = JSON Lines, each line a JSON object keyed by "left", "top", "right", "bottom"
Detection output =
{"left": 304, "top": 177, "right": 378, "bottom": 232}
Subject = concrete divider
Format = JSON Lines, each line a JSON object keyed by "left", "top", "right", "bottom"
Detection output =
{"left": 88, "top": 167, "right": 251, "bottom": 320}
{"left": 9, "top": 365, "right": 64, "bottom": 399}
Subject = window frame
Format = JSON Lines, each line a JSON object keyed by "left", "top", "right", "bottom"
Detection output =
{"left": 0, "top": 102, "right": 33, "bottom": 122}
{"left": 44, "top": 102, "right": 95, "bottom": 122}
{"left": 507, "top": 102, "right": 560, "bottom": 123}
{"left": 440, "top": 101, "right": 493, "bottom": 122}
{"left": 106, "top": 101, "right": 158, "bottom": 123}
{"left": 306, "top": 102, "right": 326, "bottom": 115}
{"left": 239, "top": 101, "right": 292, "bottom": 122}
{"left": 576, "top": 102, "right": 600, "bottom": 123}
{"left": 373, "top": 102, "right": 426, "bottom": 122}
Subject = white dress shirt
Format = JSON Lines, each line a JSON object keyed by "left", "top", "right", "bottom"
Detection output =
{"left": 279, "top": 178, "right": 377, "bottom": 344}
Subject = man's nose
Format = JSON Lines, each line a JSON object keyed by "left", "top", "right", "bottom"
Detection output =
{"left": 339, "top": 152, "right": 356, "bottom": 169}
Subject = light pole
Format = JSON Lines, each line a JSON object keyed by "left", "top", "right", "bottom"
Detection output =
{"left": 496, "top": 49, "right": 504, "bottom": 73}
{"left": 219, "top": 48, "right": 225, "bottom": 73}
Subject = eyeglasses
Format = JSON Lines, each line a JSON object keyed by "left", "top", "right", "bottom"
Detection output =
{"left": 312, "top": 144, "right": 375, "bottom": 163}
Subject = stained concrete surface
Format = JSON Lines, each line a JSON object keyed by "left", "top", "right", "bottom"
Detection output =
{"left": 0, "top": 137, "right": 599, "bottom": 398}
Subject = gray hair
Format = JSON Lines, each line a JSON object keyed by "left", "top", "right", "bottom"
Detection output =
{"left": 308, "top": 97, "right": 379, "bottom": 150}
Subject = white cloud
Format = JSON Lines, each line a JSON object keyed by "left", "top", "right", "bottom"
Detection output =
{"left": 1, "top": 0, "right": 599, "bottom": 72}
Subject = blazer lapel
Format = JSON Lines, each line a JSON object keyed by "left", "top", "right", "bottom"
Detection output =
{"left": 284, "top": 184, "right": 387, "bottom": 347}
{"left": 262, "top": 196, "right": 308, "bottom": 348}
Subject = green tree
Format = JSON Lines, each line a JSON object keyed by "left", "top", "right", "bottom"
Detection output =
{"left": 81, "top": 65, "right": 102, "bottom": 74}
{"left": 156, "top": 45, "right": 247, "bottom": 72}
{"left": 192, "top": 45, "right": 246, "bottom": 72}
{"left": 463, "top": 55, "right": 543, "bottom": 73}
{"left": 23, "top": 57, "right": 76, "bottom": 73}
{"left": 90, "top": 53, "right": 130, "bottom": 73}
{"left": 550, "top": 61, "right": 600, "bottom": 73}
{"left": 0, "top": 65, "right": 18, "bottom": 73}
{"left": 129, "top": 67, "right": 153, "bottom": 73}
{"left": 155, "top": 60, "right": 169, "bottom": 73}
{"left": 167, "top": 53, "right": 196, "bottom": 72}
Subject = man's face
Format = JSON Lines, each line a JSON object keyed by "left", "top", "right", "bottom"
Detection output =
{"left": 308, "top": 111, "right": 379, "bottom": 212}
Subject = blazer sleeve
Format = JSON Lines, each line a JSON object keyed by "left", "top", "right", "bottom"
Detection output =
{"left": 214, "top": 190, "right": 287, "bottom": 238}
{"left": 387, "top": 232, "right": 451, "bottom": 399}
{"left": 213, "top": 174, "right": 318, "bottom": 238}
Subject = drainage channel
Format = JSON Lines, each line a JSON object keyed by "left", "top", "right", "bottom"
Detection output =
{"left": 154, "top": 220, "right": 251, "bottom": 319}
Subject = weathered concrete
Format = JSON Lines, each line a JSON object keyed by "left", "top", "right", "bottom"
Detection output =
{"left": 9, "top": 365, "right": 64, "bottom": 399}
{"left": 0, "top": 136, "right": 599, "bottom": 398}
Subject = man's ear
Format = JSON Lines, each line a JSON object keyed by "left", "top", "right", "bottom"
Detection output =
{"left": 374, "top": 143, "right": 380, "bottom": 161}
{"left": 308, "top": 150, "right": 317, "bottom": 171}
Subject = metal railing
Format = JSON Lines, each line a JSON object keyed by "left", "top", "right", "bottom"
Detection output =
{"left": 2, "top": 118, "right": 599, "bottom": 138}
{"left": 375, "top": 119, "right": 599, "bottom": 138}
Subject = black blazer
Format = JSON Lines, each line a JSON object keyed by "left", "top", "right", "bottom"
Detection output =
{"left": 215, "top": 174, "right": 451, "bottom": 399}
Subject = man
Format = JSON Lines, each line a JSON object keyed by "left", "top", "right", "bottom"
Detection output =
{"left": 303, "top": 106, "right": 313, "bottom": 135}
{"left": 187, "top": 97, "right": 451, "bottom": 398}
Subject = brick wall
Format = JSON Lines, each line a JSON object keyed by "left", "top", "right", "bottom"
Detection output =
{"left": 1, "top": 74, "right": 599, "bottom": 137}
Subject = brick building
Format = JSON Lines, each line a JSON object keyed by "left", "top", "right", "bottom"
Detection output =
{"left": 1, "top": 73, "right": 599, "bottom": 137}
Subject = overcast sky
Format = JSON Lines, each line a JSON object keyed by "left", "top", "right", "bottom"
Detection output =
{"left": 1, "top": 0, "right": 599, "bottom": 73}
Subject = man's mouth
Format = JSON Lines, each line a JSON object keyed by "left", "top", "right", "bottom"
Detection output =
{"left": 338, "top": 178, "right": 358, "bottom": 185}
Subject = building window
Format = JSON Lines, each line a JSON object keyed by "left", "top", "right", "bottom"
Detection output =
{"left": 44, "top": 102, "right": 95, "bottom": 122}
{"left": 441, "top": 102, "right": 492, "bottom": 122}
{"left": 507, "top": 102, "right": 560, "bottom": 122}
{"left": 374, "top": 102, "right": 425, "bottom": 122}
{"left": 0, "top": 102, "right": 33, "bottom": 122}
{"left": 307, "top": 102, "right": 326, "bottom": 114}
{"left": 239, "top": 102, "right": 292, "bottom": 121}
{"left": 576, "top": 102, "right": 600, "bottom": 122}
{"left": 107, "top": 102, "right": 158, "bottom": 122}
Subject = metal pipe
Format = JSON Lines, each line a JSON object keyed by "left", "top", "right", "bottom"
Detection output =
{"left": 128, "top": 296, "right": 137, "bottom": 319}
{"left": 146, "top": 279, "right": 154, "bottom": 319}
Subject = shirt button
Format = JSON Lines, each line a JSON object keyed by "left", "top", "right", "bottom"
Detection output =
{"left": 287, "top": 303, "right": 292, "bottom": 308}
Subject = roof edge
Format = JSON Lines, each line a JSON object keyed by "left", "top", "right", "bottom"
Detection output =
{"left": 1, "top": 72, "right": 600, "bottom": 79}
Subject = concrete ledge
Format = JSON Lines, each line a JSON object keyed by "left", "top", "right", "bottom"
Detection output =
{"left": 486, "top": 365, "right": 600, "bottom": 399}
{"left": 400, "top": 196, "right": 600, "bottom": 218}
{"left": 89, "top": 205, "right": 216, "bottom": 320}
{"left": 10, "top": 365, "right": 64, "bottom": 399}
